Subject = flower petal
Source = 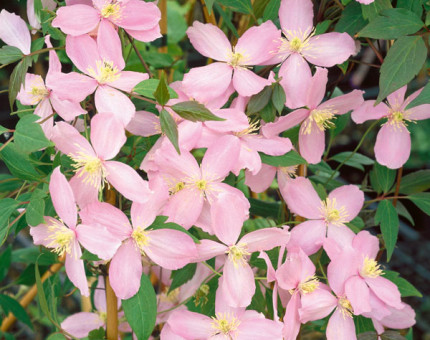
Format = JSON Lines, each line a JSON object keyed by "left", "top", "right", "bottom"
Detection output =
{"left": 90, "top": 113, "right": 126, "bottom": 160}
{"left": 61, "top": 312, "right": 104, "bottom": 338}
{"left": 299, "top": 120, "right": 325, "bottom": 164}
{"left": 286, "top": 220, "right": 326, "bottom": 256}
{"left": 52, "top": 4, "right": 99, "bottom": 36}
{"left": 233, "top": 68, "right": 271, "bottom": 97}
{"left": 95, "top": 86, "right": 136, "bottom": 126}
{"left": 65, "top": 245, "right": 89, "bottom": 296}
{"left": 262, "top": 108, "right": 309, "bottom": 138}
{"left": 222, "top": 259, "right": 255, "bottom": 308}
{"left": 241, "top": 227, "right": 290, "bottom": 253}
{"left": 328, "top": 185, "right": 364, "bottom": 222}
{"left": 279, "top": 0, "right": 314, "bottom": 35}
{"left": 97, "top": 19, "right": 124, "bottom": 70}
{"left": 0, "top": 10, "right": 31, "bottom": 54}
{"left": 50, "top": 167, "right": 77, "bottom": 228}
{"left": 374, "top": 123, "right": 411, "bottom": 169}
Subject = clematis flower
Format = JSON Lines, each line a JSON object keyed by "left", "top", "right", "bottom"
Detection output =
{"left": 29, "top": 167, "right": 121, "bottom": 296}
{"left": 49, "top": 32, "right": 148, "bottom": 126}
{"left": 27, "top": 0, "right": 57, "bottom": 31}
{"left": 182, "top": 21, "right": 281, "bottom": 101}
{"left": 80, "top": 178, "right": 198, "bottom": 299}
{"left": 52, "top": 0, "right": 161, "bottom": 42}
{"left": 262, "top": 67, "right": 364, "bottom": 164}
{"left": 0, "top": 10, "right": 31, "bottom": 55}
{"left": 164, "top": 284, "right": 284, "bottom": 339}
{"left": 352, "top": 85, "right": 430, "bottom": 169}
{"left": 245, "top": 164, "right": 297, "bottom": 193}
{"left": 275, "top": 0, "right": 356, "bottom": 108}
{"left": 51, "top": 113, "right": 151, "bottom": 207}
{"left": 282, "top": 177, "right": 364, "bottom": 255}
{"left": 196, "top": 192, "right": 290, "bottom": 307}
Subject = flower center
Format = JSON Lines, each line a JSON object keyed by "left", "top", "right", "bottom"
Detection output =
{"left": 279, "top": 165, "right": 298, "bottom": 177}
{"left": 211, "top": 313, "right": 241, "bottom": 336}
{"left": 170, "top": 181, "right": 185, "bottom": 195}
{"left": 87, "top": 60, "right": 121, "bottom": 84}
{"left": 278, "top": 28, "right": 314, "bottom": 57}
{"left": 360, "top": 257, "right": 383, "bottom": 278}
{"left": 132, "top": 227, "right": 150, "bottom": 253}
{"left": 228, "top": 47, "right": 248, "bottom": 68}
{"left": 234, "top": 119, "right": 259, "bottom": 137}
{"left": 338, "top": 297, "right": 354, "bottom": 319}
{"left": 195, "top": 179, "right": 207, "bottom": 191}
{"left": 226, "top": 244, "right": 250, "bottom": 267}
{"left": 30, "top": 86, "right": 49, "bottom": 104}
{"left": 45, "top": 222, "right": 75, "bottom": 257}
{"left": 320, "top": 198, "right": 349, "bottom": 226}
{"left": 298, "top": 275, "right": 320, "bottom": 295}
{"left": 289, "top": 37, "right": 303, "bottom": 52}
{"left": 386, "top": 110, "right": 414, "bottom": 130}
{"left": 302, "top": 108, "right": 337, "bottom": 134}
{"left": 70, "top": 150, "right": 107, "bottom": 189}
{"left": 100, "top": 2, "right": 122, "bottom": 20}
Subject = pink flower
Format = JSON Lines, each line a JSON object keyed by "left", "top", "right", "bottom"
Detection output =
{"left": 245, "top": 164, "right": 297, "bottom": 193}
{"left": 262, "top": 67, "right": 364, "bottom": 164}
{"left": 275, "top": 0, "right": 356, "bottom": 108}
{"left": 27, "top": 0, "right": 57, "bottom": 31}
{"left": 282, "top": 177, "right": 364, "bottom": 255}
{"left": 49, "top": 32, "right": 148, "bottom": 126}
{"left": 196, "top": 192, "right": 290, "bottom": 307}
{"left": 29, "top": 167, "right": 121, "bottom": 296}
{"left": 182, "top": 21, "right": 281, "bottom": 101}
{"left": 352, "top": 85, "right": 430, "bottom": 169}
{"left": 80, "top": 179, "right": 198, "bottom": 299}
{"left": 0, "top": 10, "right": 31, "bottom": 55}
{"left": 52, "top": 0, "right": 161, "bottom": 42}
{"left": 51, "top": 114, "right": 151, "bottom": 207}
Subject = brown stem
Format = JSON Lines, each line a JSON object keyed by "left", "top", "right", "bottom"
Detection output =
{"left": 0, "top": 136, "right": 14, "bottom": 153}
{"left": 200, "top": 0, "right": 217, "bottom": 25}
{"left": 125, "top": 32, "right": 153, "bottom": 77}
{"left": 392, "top": 167, "right": 403, "bottom": 207}
{"left": 105, "top": 271, "right": 118, "bottom": 340}
{"left": 348, "top": 58, "right": 381, "bottom": 68}
{"left": 158, "top": 0, "right": 168, "bottom": 54}
{"left": 128, "top": 92, "right": 160, "bottom": 106}
{"left": 365, "top": 38, "right": 384, "bottom": 64}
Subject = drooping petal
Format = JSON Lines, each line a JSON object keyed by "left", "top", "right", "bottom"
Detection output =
{"left": 299, "top": 120, "right": 325, "bottom": 164}
{"left": 299, "top": 285, "right": 337, "bottom": 323}
{"left": 187, "top": 22, "right": 231, "bottom": 61}
{"left": 30, "top": 217, "right": 62, "bottom": 247}
{"left": 104, "top": 161, "right": 151, "bottom": 203}
{"left": 65, "top": 34, "right": 100, "bottom": 74}
{"left": 222, "top": 259, "right": 255, "bottom": 308}
{"left": 48, "top": 72, "right": 97, "bottom": 102}
{"left": 97, "top": 19, "right": 125, "bottom": 70}
{"left": 49, "top": 94, "right": 87, "bottom": 121}
{"left": 166, "top": 310, "right": 213, "bottom": 339}
{"left": 69, "top": 174, "right": 99, "bottom": 209}
{"left": 351, "top": 100, "right": 389, "bottom": 124}
{"left": 90, "top": 113, "right": 126, "bottom": 160}
{"left": 244, "top": 165, "right": 277, "bottom": 193}
{"left": 241, "top": 227, "right": 290, "bottom": 253}
{"left": 374, "top": 123, "right": 411, "bottom": 169}
{"left": 327, "top": 254, "right": 358, "bottom": 296}
{"left": 75, "top": 223, "right": 121, "bottom": 260}
{"left": 317, "top": 90, "right": 364, "bottom": 116}
{"left": 50, "top": 167, "right": 77, "bottom": 228}
{"left": 0, "top": 10, "right": 31, "bottom": 54}
{"left": 352, "top": 230, "right": 380, "bottom": 260}
{"left": 379, "top": 303, "right": 416, "bottom": 329}
{"left": 262, "top": 108, "right": 309, "bottom": 138}
{"left": 345, "top": 276, "right": 371, "bottom": 315}
{"left": 286, "top": 220, "right": 326, "bottom": 256}
{"left": 126, "top": 110, "right": 160, "bottom": 137}
{"left": 306, "top": 67, "right": 328, "bottom": 109}
{"left": 409, "top": 104, "right": 430, "bottom": 120}
{"left": 387, "top": 86, "right": 407, "bottom": 109}
{"left": 65, "top": 244, "right": 89, "bottom": 296}
{"left": 365, "top": 276, "right": 403, "bottom": 309}
{"left": 277, "top": 247, "right": 316, "bottom": 290}
{"left": 109, "top": 240, "right": 142, "bottom": 300}
{"left": 326, "top": 308, "right": 356, "bottom": 340}
{"left": 95, "top": 86, "right": 136, "bottom": 126}
{"left": 125, "top": 25, "right": 161, "bottom": 43}
{"left": 17, "top": 74, "right": 46, "bottom": 106}
{"left": 328, "top": 185, "right": 364, "bottom": 222}
{"left": 238, "top": 316, "right": 284, "bottom": 339}
{"left": 61, "top": 312, "right": 104, "bottom": 338}
{"left": 279, "top": 0, "right": 314, "bottom": 36}
{"left": 163, "top": 188, "right": 204, "bottom": 229}
{"left": 232, "top": 68, "right": 271, "bottom": 97}
{"left": 52, "top": 4, "right": 99, "bottom": 36}
{"left": 282, "top": 292, "right": 301, "bottom": 340}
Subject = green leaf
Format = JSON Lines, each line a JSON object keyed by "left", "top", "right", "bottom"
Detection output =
{"left": 217, "top": 0, "right": 253, "bottom": 14}
{"left": 26, "top": 191, "right": 46, "bottom": 226}
{"left": 80, "top": 249, "right": 102, "bottom": 262}
{"left": 315, "top": 20, "right": 332, "bottom": 35}
{"left": 331, "top": 151, "right": 374, "bottom": 171}
{"left": 253, "top": 0, "right": 271, "bottom": 19}
{"left": 35, "top": 261, "right": 52, "bottom": 320}
{"left": 358, "top": 332, "right": 378, "bottom": 340}
{"left": 262, "top": 0, "right": 280, "bottom": 21}
{"left": 247, "top": 86, "right": 272, "bottom": 115}
{"left": 354, "top": 315, "right": 375, "bottom": 334}
{"left": 405, "top": 80, "right": 430, "bottom": 109}
{"left": 9, "top": 56, "right": 32, "bottom": 109}
{"left": 169, "top": 263, "right": 197, "bottom": 293}
{"left": 397, "top": 0, "right": 423, "bottom": 16}
{"left": 171, "top": 101, "right": 224, "bottom": 122}
{"left": 0, "top": 46, "right": 23, "bottom": 65}
{"left": 205, "top": 0, "right": 215, "bottom": 14}
{"left": 376, "top": 36, "right": 427, "bottom": 104}
{"left": 260, "top": 100, "right": 276, "bottom": 123}
{"left": 153, "top": 71, "right": 170, "bottom": 106}
{"left": 122, "top": 273, "right": 157, "bottom": 340}
{"left": 396, "top": 201, "right": 414, "bottom": 226}
{"left": 361, "top": 0, "right": 392, "bottom": 21}
{"left": 88, "top": 327, "right": 105, "bottom": 340}
{"left": 142, "top": 52, "right": 174, "bottom": 68}
{"left": 336, "top": 2, "right": 368, "bottom": 35}
{"left": 408, "top": 192, "right": 430, "bottom": 215}
{"left": 369, "top": 162, "right": 396, "bottom": 193}
{"left": 0, "top": 142, "right": 42, "bottom": 181}
{"left": 260, "top": 150, "right": 306, "bottom": 167}
{"left": 13, "top": 247, "right": 58, "bottom": 266}
{"left": 272, "top": 83, "right": 286, "bottom": 114}
{"left": 33, "top": 0, "right": 43, "bottom": 22}
{"left": 358, "top": 9, "right": 423, "bottom": 40}
{"left": 383, "top": 270, "right": 422, "bottom": 297}
{"left": 15, "top": 114, "right": 54, "bottom": 152}
{"left": 160, "top": 109, "right": 180, "bottom": 154}
{"left": 46, "top": 333, "right": 67, "bottom": 340}
{"left": 133, "top": 79, "right": 178, "bottom": 100}
{"left": 346, "top": 216, "right": 365, "bottom": 232}
{"left": 0, "top": 294, "right": 33, "bottom": 329}
{"left": 167, "top": 2, "right": 188, "bottom": 43}
{"left": 150, "top": 219, "right": 200, "bottom": 243}
{"left": 0, "top": 199, "right": 20, "bottom": 245}
{"left": 380, "top": 331, "right": 407, "bottom": 340}
{"left": 0, "top": 246, "right": 12, "bottom": 282}
{"left": 214, "top": 3, "right": 239, "bottom": 38}
{"left": 374, "top": 200, "right": 399, "bottom": 261}
{"left": 249, "top": 198, "right": 282, "bottom": 218}
{"left": 399, "top": 169, "right": 430, "bottom": 194}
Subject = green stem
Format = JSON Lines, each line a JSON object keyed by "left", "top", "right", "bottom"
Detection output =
{"left": 203, "top": 262, "right": 222, "bottom": 277}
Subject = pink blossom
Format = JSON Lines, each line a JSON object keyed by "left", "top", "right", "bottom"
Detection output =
{"left": 51, "top": 114, "right": 151, "bottom": 207}
{"left": 245, "top": 164, "right": 297, "bottom": 193}
{"left": 0, "top": 10, "right": 31, "bottom": 55}
{"left": 52, "top": 0, "right": 161, "bottom": 42}
{"left": 282, "top": 177, "right": 364, "bottom": 255}
{"left": 29, "top": 167, "right": 121, "bottom": 296}
{"left": 352, "top": 85, "right": 430, "bottom": 169}
{"left": 262, "top": 67, "right": 364, "bottom": 163}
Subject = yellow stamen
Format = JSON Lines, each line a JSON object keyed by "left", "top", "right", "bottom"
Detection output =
{"left": 385, "top": 110, "right": 415, "bottom": 130}
{"left": 278, "top": 28, "right": 315, "bottom": 56}
{"left": 298, "top": 275, "right": 320, "bottom": 295}
{"left": 211, "top": 313, "right": 241, "bottom": 336}
{"left": 302, "top": 108, "right": 337, "bottom": 135}
{"left": 132, "top": 227, "right": 150, "bottom": 253}
{"left": 194, "top": 284, "right": 210, "bottom": 307}
{"left": 30, "top": 86, "right": 49, "bottom": 104}
{"left": 69, "top": 148, "right": 107, "bottom": 190}
{"left": 100, "top": 2, "right": 122, "bottom": 21}
{"left": 87, "top": 60, "right": 121, "bottom": 84}
{"left": 45, "top": 221, "right": 75, "bottom": 257}
{"left": 195, "top": 179, "right": 207, "bottom": 191}
{"left": 338, "top": 296, "right": 353, "bottom": 319}
{"left": 226, "top": 244, "right": 250, "bottom": 267}
{"left": 320, "top": 197, "right": 349, "bottom": 226}
{"left": 234, "top": 119, "right": 259, "bottom": 137}
{"left": 170, "top": 181, "right": 185, "bottom": 194}
{"left": 360, "top": 257, "right": 383, "bottom": 278}
{"left": 279, "top": 165, "right": 298, "bottom": 178}
{"left": 228, "top": 47, "right": 249, "bottom": 68}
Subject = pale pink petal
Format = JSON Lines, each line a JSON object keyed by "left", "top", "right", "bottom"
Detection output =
{"left": 126, "top": 110, "right": 160, "bottom": 136}
{"left": 35, "top": 99, "right": 54, "bottom": 139}
{"left": 279, "top": 0, "right": 313, "bottom": 34}
{"left": 345, "top": 276, "right": 371, "bottom": 315}
{"left": 61, "top": 312, "right": 104, "bottom": 338}
{"left": 241, "top": 228, "right": 290, "bottom": 253}
{"left": 238, "top": 317, "right": 283, "bottom": 339}
{"left": 242, "top": 135, "right": 292, "bottom": 156}
{"left": 387, "top": 86, "right": 407, "bottom": 109}
{"left": 166, "top": 310, "right": 213, "bottom": 339}
{"left": 17, "top": 74, "right": 46, "bottom": 105}
{"left": 125, "top": 25, "right": 162, "bottom": 42}
{"left": 187, "top": 22, "right": 231, "bottom": 61}
{"left": 195, "top": 239, "right": 228, "bottom": 262}
{"left": 75, "top": 223, "right": 121, "bottom": 260}
{"left": 223, "top": 259, "right": 255, "bottom": 308}
{"left": 306, "top": 67, "right": 328, "bottom": 109}
{"left": 351, "top": 100, "right": 389, "bottom": 124}
{"left": 65, "top": 244, "right": 89, "bottom": 296}
{"left": 0, "top": 10, "right": 31, "bottom": 54}
{"left": 245, "top": 165, "right": 277, "bottom": 193}
{"left": 409, "top": 103, "right": 430, "bottom": 120}
{"left": 235, "top": 21, "right": 281, "bottom": 65}
{"left": 29, "top": 217, "right": 61, "bottom": 247}
{"left": 325, "top": 225, "right": 355, "bottom": 257}
{"left": 326, "top": 308, "right": 356, "bottom": 340}
{"left": 115, "top": 0, "right": 161, "bottom": 30}
{"left": 299, "top": 120, "right": 325, "bottom": 164}
{"left": 48, "top": 72, "right": 97, "bottom": 102}
{"left": 318, "top": 90, "right": 364, "bottom": 115}
{"left": 145, "top": 229, "right": 197, "bottom": 269}
{"left": 45, "top": 35, "right": 62, "bottom": 80}
{"left": 279, "top": 54, "right": 312, "bottom": 109}
{"left": 108, "top": 71, "right": 148, "bottom": 93}
{"left": 233, "top": 68, "right": 271, "bottom": 97}
{"left": 328, "top": 185, "right": 364, "bottom": 222}
{"left": 105, "top": 161, "right": 151, "bottom": 203}
{"left": 374, "top": 123, "right": 411, "bottom": 169}
{"left": 204, "top": 108, "right": 249, "bottom": 133}
{"left": 50, "top": 167, "right": 77, "bottom": 228}
{"left": 327, "top": 254, "right": 358, "bottom": 296}
{"left": 282, "top": 292, "right": 301, "bottom": 340}
{"left": 95, "top": 86, "right": 136, "bottom": 126}
{"left": 65, "top": 34, "right": 100, "bottom": 74}
{"left": 97, "top": 19, "right": 125, "bottom": 70}
{"left": 109, "top": 240, "right": 142, "bottom": 299}
{"left": 154, "top": 144, "right": 201, "bottom": 180}
{"left": 51, "top": 121, "right": 95, "bottom": 157}
{"left": 194, "top": 200, "right": 214, "bottom": 235}
{"left": 160, "top": 323, "right": 187, "bottom": 340}
{"left": 52, "top": 5, "right": 99, "bottom": 36}
{"left": 380, "top": 303, "right": 416, "bottom": 329}
{"left": 163, "top": 188, "right": 204, "bottom": 229}
{"left": 69, "top": 174, "right": 99, "bottom": 209}
{"left": 258, "top": 252, "right": 276, "bottom": 282}
{"left": 262, "top": 108, "right": 309, "bottom": 138}
{"left": 281, "top": 177, "right": 322, "bottom": 219}
{"left": 277, "top": 247, "right": 316, "bottom": 290}
{"left": 365, "top": 276, "right": 403, "bottom": 309}
{"left": 182, "top": 63, "right": 233, "bottom": 103}
{"left": 353, "top": 230, "right": 380, "bottom": 260}
{"left": 304, "top": 32, "right": 355, "bottom": 67}
{"left": 299, "top": 285, "right": 337, "bottom": 323}
{"left": 50, "top": 94, "right": 86, "bottom": 121}
{"left": 233, "top": 143, "right": 263, "bottom": 176}
{"left": 90, "top": 113, "right": 126, "bottom": 160}
{"left": 286, "top": 220, "right": 326, "bottom": 256}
